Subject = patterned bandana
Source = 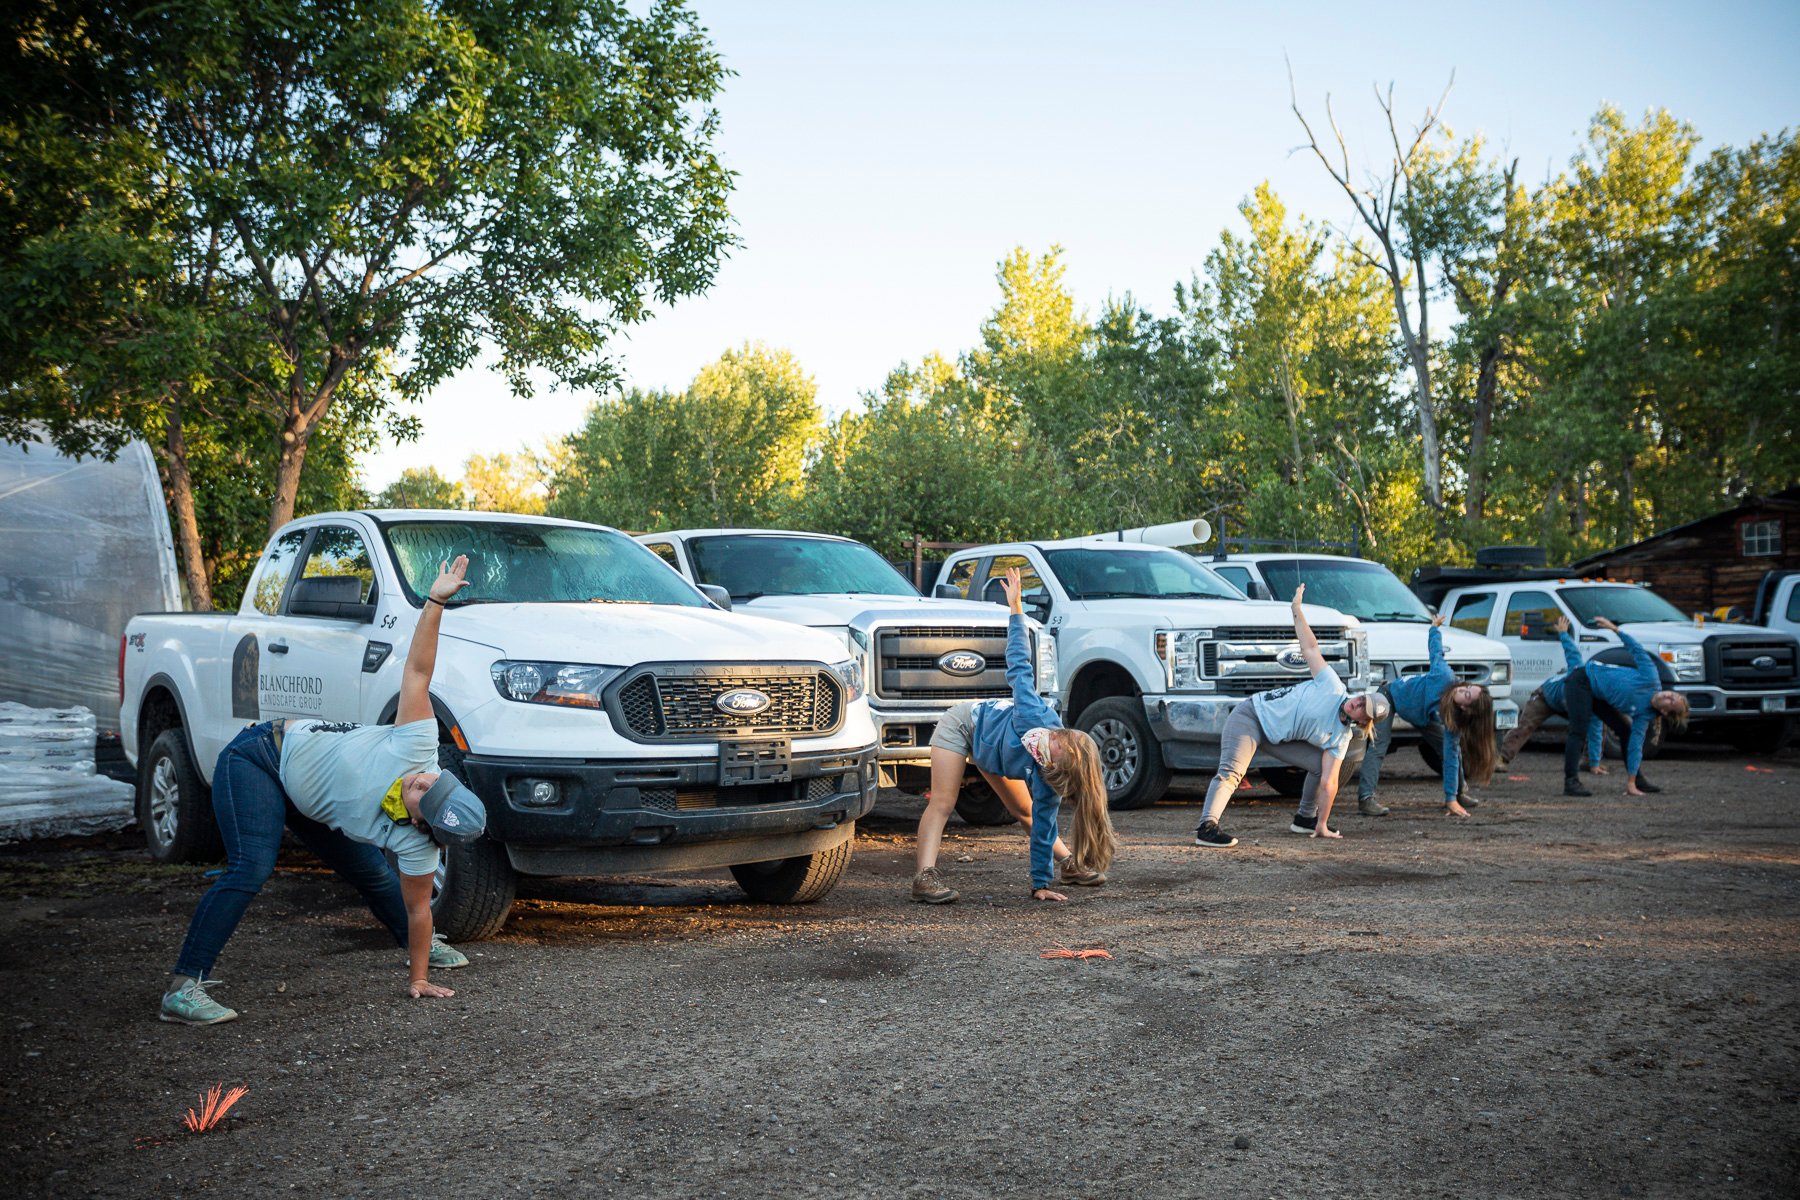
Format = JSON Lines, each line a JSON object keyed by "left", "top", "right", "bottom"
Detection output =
{"left": 1021, "top": 727, "right": 1054, "bottom": 768}
{"left": 380, "top": 777, "right": 410, "bottom": 823}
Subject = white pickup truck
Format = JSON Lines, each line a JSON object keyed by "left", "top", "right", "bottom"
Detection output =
{"left": 635, "top": 529, "right": 1053, "bottom": 826}
{"left": 1413, "top": 567, "right": 1800, "bottom": 755}
{"left": 120, "top": 510, "right": 879, "bottom": 939}
{"left": 934, "top": 534, "right": 1368, "bottom": 808}
{"left": 1206, "top": 552, "right": 1517, "bottom": 775}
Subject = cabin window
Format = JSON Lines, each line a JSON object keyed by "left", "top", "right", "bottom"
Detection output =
{"left": 1741, "top": 519, "right": 1781, "bottom": 557}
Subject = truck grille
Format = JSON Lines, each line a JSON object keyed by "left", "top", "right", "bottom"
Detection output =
{"left": 875, "top": 625, "right": 1017, "bottom": 703}
{"left": 1713, "top": 638, "right": 1799, "bottom": 689}
{"left": 609, "top": 666, "right": 842, "bottom": 741}
{"left": 1396, "top": 661, "right": 1489, "bottom": 683}
{"left": 1210, "top": 626, "right": 1346, "bottom": 642}
{"left": 638, "top": 773, "right": 849, "bottom": 811}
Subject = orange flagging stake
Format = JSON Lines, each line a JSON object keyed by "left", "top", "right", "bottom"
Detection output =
{"left": 1040, "top": 944, "right": 1113, "bottom": 960}
{"left": 184, "top": 1083, "right": 249, "bottom": 1133}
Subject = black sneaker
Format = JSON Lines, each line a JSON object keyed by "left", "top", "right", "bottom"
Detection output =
{"left": 1563, "top": 777, "right": 1592, "bottom": 797}
{"left": 1634, "top": 776, "right": 1663, "bottom": 794}
{"left": 1193, "top": 821, "right": 1238, "bottom": 848}
{"left": 1288, "top": 813, "right": 1317, "bottom": 834}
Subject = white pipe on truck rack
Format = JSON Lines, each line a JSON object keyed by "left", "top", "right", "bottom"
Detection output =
{"left": 1082, "top": 518, "right": 1213, "bottom": 548}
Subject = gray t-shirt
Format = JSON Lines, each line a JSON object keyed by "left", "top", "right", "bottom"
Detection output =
{"left": 278, "top": 719, "right": 441, "bottom": 876}
{"left": 1252, "top": 670, "right": 1352, "bottom": 758}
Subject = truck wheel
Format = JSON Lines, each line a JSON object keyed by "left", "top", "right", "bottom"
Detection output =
{"left": 1726, "top": 716, "right": 1793, "bottom": 756}
{"left": 137, "top": 729, "right": 223, "bottom": 864}
{"left": 1260, "top": 767, "right": 1307, "bottom": 798}
{"left": 429, "top": 836, "right": 517, "bottom": 942}
{"left": 426, "top": 743, "right": 515, "bottom": 941}
{"left": 1601, "top": 716, "right": 1665, "bottom": 762}
{"left": 730, "top": 838, "right": 853, "bottom": 904}
{"left": 954, "top": 777, "right": 1018, "bottom": 826}
{"left": 1078, "top": 697, "right": 1171, "bottom": 810}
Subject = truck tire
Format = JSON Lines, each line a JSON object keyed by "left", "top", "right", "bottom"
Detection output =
{"left": 954, "top": 777, "right": 1018, "bottom": 827}
{"left": 137, "top": 729, "right": 224, "bottom": 864}
{"left": 1078, "top": 697, "right": 1171, "bottom": 811}
{"left": 429, "top": 836, "right": 517, "bottom": 942}
{"left": 1260, "top": 767, "right": 1307, "bottom": 798}
{"left": 1726, "top": 716, "right": 1793, "bottom": 756}
{"left": 730, "top": 837, "right": 853, "bottom": 904}
{"left": 427, "top": 743, "right": 515, "bottom": 941}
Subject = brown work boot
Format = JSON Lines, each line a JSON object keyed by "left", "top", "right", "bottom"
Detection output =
{"left": 1358, "top": 795, "right": 1390, "bottom": 817}
{"left": 1057, "top": 854, "right": 1107, "bottom": 887}
{"left": 910, "top": 866, "right": 959, "bottom": 904}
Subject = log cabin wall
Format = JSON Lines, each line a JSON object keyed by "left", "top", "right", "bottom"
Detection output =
{"left": 1572, "top": 495, "right": 1800, "bottom": 617}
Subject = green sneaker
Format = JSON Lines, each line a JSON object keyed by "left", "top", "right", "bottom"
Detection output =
{"left": 159, "top": 976, "right": 238, "bottom": 1025}
{"left": 427, "top": 934, "right": 469, "bottom": 970}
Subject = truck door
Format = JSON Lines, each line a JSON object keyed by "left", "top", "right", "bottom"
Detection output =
{"left": 261, "top": 523, "right": 381, "bottom": 722}
{"left": 641, "top": 539, "right": 687, "bottom": 576}
{"left": 1496, "top": 588, "right": 1572, "bottom": 699}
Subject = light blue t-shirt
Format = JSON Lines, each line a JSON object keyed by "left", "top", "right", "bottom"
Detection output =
{"left": 1252, "top": 669, "right": 1353, "bottom": 758}
{"left": 278, "top": 718, "right": 441, "bottom": 876}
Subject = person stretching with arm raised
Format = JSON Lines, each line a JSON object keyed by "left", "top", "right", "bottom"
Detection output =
{"left": 1194, "top": 584, "right": 1386, "bottom": 847}
{"left": 1566, "top": 617, "right": 1688, "bottom": 797}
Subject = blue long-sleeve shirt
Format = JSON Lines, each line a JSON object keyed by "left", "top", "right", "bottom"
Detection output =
{"left": 1389, "top": 625, "right": 1462, "bottom": 803}
{"left": 1540, "top": 631, "right": 1603, "bottom": 766}
{"left": 1583, "top": 631, "right": 1662, "bottom": 775}
{"left": 968, "top": 614, "right": 1062, "bottom": 889}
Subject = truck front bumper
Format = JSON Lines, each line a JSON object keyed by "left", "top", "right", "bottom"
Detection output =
{"left": 459, "top": 743, "right": 879, "bottom": 875}
{"left": 1678, "top": 687, "right": 1800, "bottom": 719}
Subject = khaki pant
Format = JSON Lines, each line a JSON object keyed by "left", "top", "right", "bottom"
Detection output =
{"left": 1500, "top": 691, "right": 1556, "bottom": 762}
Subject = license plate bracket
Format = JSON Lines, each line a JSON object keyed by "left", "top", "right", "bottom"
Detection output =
{"left": 1761, "top": 695, "right": 1785, "bottom": 714}
{"left": 719, "top": 738, "right": 792, "bottom": 786}
{"left": 1496, "top": 711, "right": 1518, "bottom": 730}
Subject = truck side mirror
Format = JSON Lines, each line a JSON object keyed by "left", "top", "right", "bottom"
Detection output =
{"left": 1246, "top": 581, "right": 1271, "bottom": 600}
{"left": 1024, "top": 594, "right": 1052, "bottom": 621}
{"left": 698, "top": 583, "right": 732, "bottom": 611}
{"left": 933, "top": 583, "right": 962, "bottom": 599}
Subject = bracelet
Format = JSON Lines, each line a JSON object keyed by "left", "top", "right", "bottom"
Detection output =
{"left": 425, "top": 596, "right": 445, "bottom": 608}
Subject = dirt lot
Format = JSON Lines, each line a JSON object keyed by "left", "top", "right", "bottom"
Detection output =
{"left": 3, "top": 741, "right": 1798, "bottom": 1198}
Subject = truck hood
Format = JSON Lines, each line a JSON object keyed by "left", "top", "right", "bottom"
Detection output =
{"left": 1364, "top": 622, "right": 1510, "bottom": 663}
{"left": 438, "top": 602, "right": 850, "bottom": 664}
{"left": 1068, "top": 597, "right": 1361, "bottom": 631}
{"left": 737, "top": 593, "right": 1016, "bottom": 630}
{"left": 1612, "top": 620, "right": 1793, "bottom": 646}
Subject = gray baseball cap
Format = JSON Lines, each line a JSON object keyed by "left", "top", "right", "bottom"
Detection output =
{"left": 418, "top": 774, "right": 487, "bottom": 845}
{"left": 1361, "top": 690, "right": 1392, "bottom": 725}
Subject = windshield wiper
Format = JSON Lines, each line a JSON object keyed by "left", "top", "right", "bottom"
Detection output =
{"left": 1157, "top": 591, "right": 1232, "bottom": 600}
{"left": 1368, "top": 611, "right": 1431, "bottom": 622}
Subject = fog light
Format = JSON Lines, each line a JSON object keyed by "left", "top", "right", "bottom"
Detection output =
{"left": 519, "top": 778, "right": 560, "bottom": 807}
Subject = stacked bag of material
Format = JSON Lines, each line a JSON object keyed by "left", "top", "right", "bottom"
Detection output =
{"left": 0, "top": 702, "right": 135, "bottom": 842}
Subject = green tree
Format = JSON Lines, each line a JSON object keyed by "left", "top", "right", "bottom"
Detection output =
{"left": 375, "top": 467, "right": 466, "bottom": 511}
{"left": 463, "top": 452, "right": 547, "bottom": 514}
{"left": 551, "top": 344, "right": 820, "bottom": 529}
{"left": 795, "top": 355, "right": 1066, "bottom": 558}
{"left": 2, "top": 0, "right": 735, "bottom": 565}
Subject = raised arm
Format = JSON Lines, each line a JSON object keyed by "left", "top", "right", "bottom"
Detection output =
{"left": 1427, "top": 613, "right": 1447, "bottom": 669}
{"left": 999, "top": 568, "right": 1059, "bottom": 727}
{"left": 1290, "top": 583, "right": 1329, "bottom": 676}
{"left": 1554, "top": 615, "right": 1583, "bottom": 672}
{"left": 396, "top": 556, "right": 470, "bottom": 727}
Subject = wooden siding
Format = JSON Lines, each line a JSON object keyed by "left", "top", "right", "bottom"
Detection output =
{"left": 1575, "top": 501, "right": 1800, "bottom": 616}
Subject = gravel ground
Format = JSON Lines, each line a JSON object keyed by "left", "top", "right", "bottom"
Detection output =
{"left": 2, "top": 742, "right": 1797, "bottom": 1198}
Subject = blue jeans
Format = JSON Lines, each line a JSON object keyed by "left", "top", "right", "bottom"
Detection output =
{"left": 172, "top": 723, "right": 410, "bottom": 979}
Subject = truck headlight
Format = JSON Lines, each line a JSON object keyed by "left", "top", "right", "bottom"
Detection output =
{"left": 1490, "top": 662, "right": 1510, "bottom": 683}
{"left": 1156, "top": 629, "right": 1213, "bottom": 692}
{"left": 830, "top": 658, "right": 865, "bottom": 703}
{"left": 490, "top": 661, "right": 625, "bottom": 708}
{"left": 1367, "top": 662, "right": 1390, "bottom": 684}
{"left": 1036, "top": 632, "right": 1059, "bottom": 694}
{"left": 1657, "top": 644, "right": 1705, "bottom": 682}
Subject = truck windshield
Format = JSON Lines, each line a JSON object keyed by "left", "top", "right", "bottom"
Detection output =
{"left": 1559, "top": 586, "right": 1688, "bottom": 626}
{"left": 1042, "top": 547, "right": 1243, "bottom": 600}
{"left": 1255, "top": 558, "right": 1432, "bottom": 623}
{"left": 383, "top": 520, "right": 709, "bottom": 607}
{"left": 686, "top": 535, "right": 918, "bottom": 600}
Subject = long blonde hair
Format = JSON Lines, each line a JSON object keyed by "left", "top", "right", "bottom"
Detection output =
{"left": 1043, "top": 729, "right": 1115, "bottom": 875}
{"left": 1439, "top": 686, "right": 1497, "bottom": 786}
{"left": 1655, "top": 691, "right": 1690, "bottom": 732}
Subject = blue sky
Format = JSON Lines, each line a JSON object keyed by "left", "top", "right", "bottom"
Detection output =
{"left": 359, "top": 0, "right": 1800, "bottom": 488}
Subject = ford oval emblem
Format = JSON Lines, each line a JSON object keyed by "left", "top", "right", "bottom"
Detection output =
{"left": 714, "top": 688, "right": 772, "bottom": 716}
{"left": 1277, "top": 645, "right": 1309, "bottom": 671}
{"left": 937, "top": 650, "right": 986, "bottom": 677}
{"left": 1753, "top": 654, "right": 1777, "bottom": 671}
